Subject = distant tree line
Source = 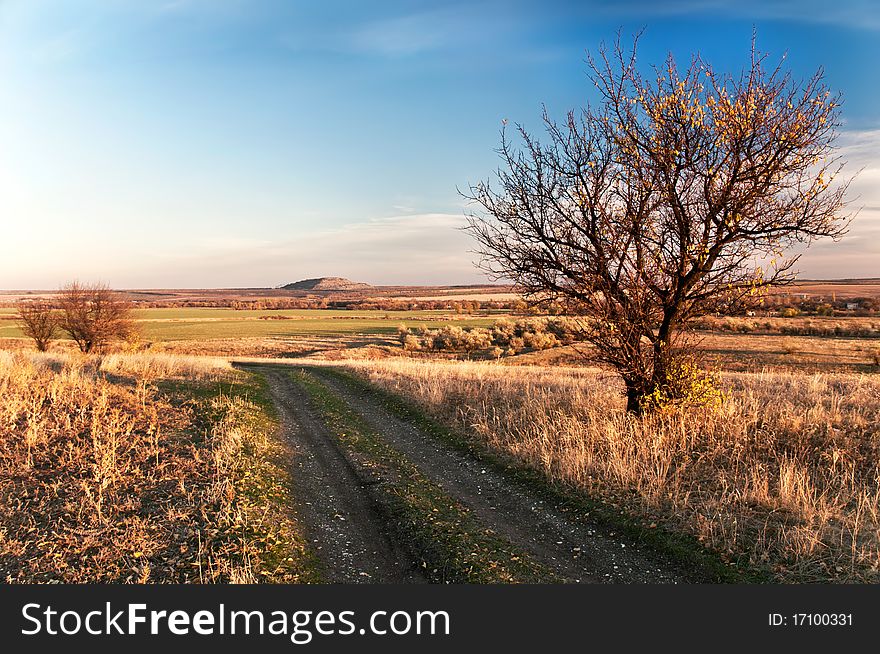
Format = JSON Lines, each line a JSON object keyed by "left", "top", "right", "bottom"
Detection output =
{"left": 227, "top": 298, "right": 516, "bottom": 313}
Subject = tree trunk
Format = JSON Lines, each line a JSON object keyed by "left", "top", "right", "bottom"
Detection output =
{"left": 652, "top": 311, "right": 676, "bottom": 392}
{"left": 624, "top": 381, "right": 643, "bottom": 415}
{"left": 652, "top": 342, "right": 667, "bottom": 390}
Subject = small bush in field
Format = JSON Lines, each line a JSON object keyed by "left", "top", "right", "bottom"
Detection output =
{"left": 463, "top": 329, "right": 492, "bottom": 353}
{"left": 524, "top": 331, "right": 559, "bottom": 350}
{"left": 491, "top": 320, "right": 515, "bottom": 346}
{"left": 402, "top": 334, "right": 421, "bottom": 352}
{"left": 508, "top": 337, "right": 525, "bottom": 353}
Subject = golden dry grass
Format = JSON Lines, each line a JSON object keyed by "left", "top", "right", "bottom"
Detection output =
{"left": 695, "top": 315, "right": 880, "bottom": 337}
{"left": 151, "top": 334, "right": 393, "bottom": 359}
{"left": 0, "top": 351, "right": 280, "bottom": 583}
{"left": 504, "top": 332, "right": 880, "bottom": 373}
{"left": 342, "top": 358, "right": 880, "bottom": 582}
{"left": 99, "top": 352, "right": 233, "bottom": 380}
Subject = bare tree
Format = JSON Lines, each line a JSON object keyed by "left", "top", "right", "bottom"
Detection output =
{"left": 466, "top": 34, "right": 853, "bottom": 413}
{"left": 58, "top": 282, "right": 136, "bottom": 353}
{"left": 17, "top": 300, "right": 59, "bottom": 352}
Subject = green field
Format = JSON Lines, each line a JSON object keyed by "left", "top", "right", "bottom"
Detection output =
{"left": 0, "top": 308, "right": 498, "bottom": 342}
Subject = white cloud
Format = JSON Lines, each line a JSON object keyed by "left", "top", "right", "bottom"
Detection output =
{"left": 350, "top": 13, "right": 450, "bottom": 57}
{"left": 279, "top": 3, "right": 527, "bottom": 60}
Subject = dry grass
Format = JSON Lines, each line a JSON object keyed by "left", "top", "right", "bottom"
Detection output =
{"left": 0, "top": 349, "right": 234, "bottom": 381}
{"left": 99, "top": 352, "right": 233, "bottom": 380}
{"left": 509, "top": 332, "right": 880, "bottom": 373}
{"left": 344, "top": 358, "right": 880, "bottom": 582}
{"left": 698, "top": 333, "right": 880, "bottom": 373}
{"left": 151, "top": 334, "right": 392, "bottom": 359}
{"left": 695, "top": 315, "right": 880, "bottom": 337}
{"left": 0, "top": 351, "right": 273, "bottom": 583}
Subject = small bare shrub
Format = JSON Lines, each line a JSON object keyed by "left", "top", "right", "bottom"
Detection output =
{"left": 16, "top": 300, "right": 59, "bottom": 352}
{"left": 402, "top": 335, "right": 422, "bottom": 352}
{"left": 58, "top": 282, "right": 136, "bottom": 353}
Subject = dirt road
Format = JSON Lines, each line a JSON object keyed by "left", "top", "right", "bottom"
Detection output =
{"left": 254, "top": 367, "right": 426, "bottom": 583}
{"left": 244, "top": 364, "right": 697, "bottom": 583}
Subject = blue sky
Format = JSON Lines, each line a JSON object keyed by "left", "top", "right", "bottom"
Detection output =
{"left": 0, "top": 0, "right": 877, "bottom": 288}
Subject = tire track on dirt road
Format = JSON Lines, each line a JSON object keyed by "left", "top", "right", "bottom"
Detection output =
{"left": 245, "top": 366, "right": 426, "bottom": 583}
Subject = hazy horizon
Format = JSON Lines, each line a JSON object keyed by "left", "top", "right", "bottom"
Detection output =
{"left": 1, "top": 0, "right": 878, "bottom": 288}
{"left": 5, "top": 274, "right": 880, "bottom": 293}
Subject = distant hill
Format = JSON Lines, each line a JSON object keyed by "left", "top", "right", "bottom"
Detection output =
{"left": 280, "top": 277, "right": 373, "bottom": 292}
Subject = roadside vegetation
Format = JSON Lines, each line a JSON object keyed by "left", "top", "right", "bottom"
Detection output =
{"left": 0, "top": 351, "right": 309, "bottom": 583}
